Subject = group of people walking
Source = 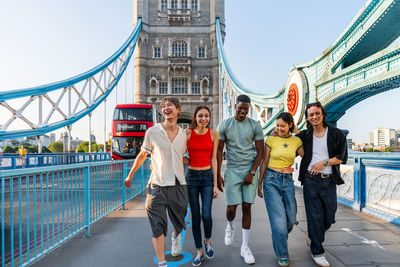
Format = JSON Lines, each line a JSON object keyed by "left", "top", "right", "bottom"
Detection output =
{"left": 124, "top": 95, "right": 347, "bottom": 267}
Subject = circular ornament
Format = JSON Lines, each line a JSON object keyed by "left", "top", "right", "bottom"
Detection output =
{"left": 286, "top": 83, "right": 299, "bottom": 116}
{"left": 284, "top": 70, "right": 308, "bottom": 124}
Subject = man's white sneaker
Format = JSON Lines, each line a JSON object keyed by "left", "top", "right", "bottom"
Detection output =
{"left": 171, "top": 233, "right": 182, "bottom": 256}
{"left": 240, "top": 245, "right": 255, "bottom": 265}
{"left": 224, "top": 222, "right": 235, "bottom": 246}
{"left": 311, "top": 254, "right": 330, "bottom": 267}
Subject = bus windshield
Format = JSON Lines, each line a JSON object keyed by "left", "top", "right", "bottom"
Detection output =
{"left": 112, "top": 136, "right": 144, "bottom": 157}
{"left": 113, "top": 108, "right": 153, "bottom": 121}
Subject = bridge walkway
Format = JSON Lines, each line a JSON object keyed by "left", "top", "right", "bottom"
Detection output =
{"left": 31, "top": 189, "right": 400, "bottom": 267}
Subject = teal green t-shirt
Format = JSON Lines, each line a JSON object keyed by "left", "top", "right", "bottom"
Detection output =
{"left": 217, "top": 117, "right": 264, "bottom": 169}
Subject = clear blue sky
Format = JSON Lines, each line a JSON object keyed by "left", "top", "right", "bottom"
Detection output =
{"left": 1, "top": 0, "right": 399, "bottom": 144}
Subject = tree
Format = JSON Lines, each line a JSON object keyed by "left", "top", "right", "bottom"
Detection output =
{"left": 366, "top": 148, "right": 373, "bottom": 152}
{"left": 41, "top": 146, "right": 51, "bottom": 153}
{"left": 3, "top": 146, "right": 16, "bottom": 153}
{"left": 27, "top": 145, "right": 38, "bottom": 153}
{"left": 97, "top": 144, "right": 104, "bottom": 152}
{"left": 49, "top": 141, "right": 63, "bottom": 152}
{"left": 77, "top": 142, "right": 102, "bottom": 152}
{"left": 385, "top": 146, "right": 392, "bottom": 152}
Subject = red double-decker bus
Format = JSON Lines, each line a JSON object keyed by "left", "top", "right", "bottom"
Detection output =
{"left": 111, "top": 104, "right": 162, "bottom": 160}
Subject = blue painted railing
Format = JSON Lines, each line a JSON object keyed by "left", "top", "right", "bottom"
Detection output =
{"left": 336, "top": 152, "right": 400, "bottom": 226}
{"left": 0, "top": 153, "right": 111, "bottom": 170}
{"left": 0, "top": 159, "right": 150, "bottom": 267}
{"left": 294, "top": 152, "right": 400, "bottom": 226}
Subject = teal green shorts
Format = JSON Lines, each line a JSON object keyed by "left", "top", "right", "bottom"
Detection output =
{"left": 224, "top": 167, "right": 258, "bottom": 205}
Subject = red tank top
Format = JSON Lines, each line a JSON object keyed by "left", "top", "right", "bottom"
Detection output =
{"left": 187, "top": 128, "right": 213, "bottom": 167}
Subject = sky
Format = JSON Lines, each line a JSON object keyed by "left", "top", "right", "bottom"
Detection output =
{"left": 1, "top": 0, "right": 400, "bottom": 144}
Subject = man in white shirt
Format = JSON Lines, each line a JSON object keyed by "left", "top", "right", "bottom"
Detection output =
{"left": 124, "top": 97, "right": 188, "bottom": 267}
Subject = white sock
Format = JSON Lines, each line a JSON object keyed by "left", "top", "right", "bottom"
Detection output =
{"left": 228, "top": 220, "right": 234, "bottom": 230}
{"left": 242, "top": 228, "right": 250, "bottom": 248}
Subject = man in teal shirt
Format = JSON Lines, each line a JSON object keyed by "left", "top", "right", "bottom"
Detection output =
{"left": 217, "top": 94, "right": 264, "bottom": 265}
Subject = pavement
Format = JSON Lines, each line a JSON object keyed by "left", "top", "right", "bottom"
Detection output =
{"left": 30, "top": 187, "right": 400, "bottom": 267}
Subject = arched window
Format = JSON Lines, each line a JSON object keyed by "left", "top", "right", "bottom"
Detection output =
{"left": 172, "top": 40, "right": 187, "bottom": 57}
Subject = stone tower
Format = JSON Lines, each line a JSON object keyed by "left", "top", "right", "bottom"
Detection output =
{"left": 133, "top": 0, "right": 225, "bottom": 128}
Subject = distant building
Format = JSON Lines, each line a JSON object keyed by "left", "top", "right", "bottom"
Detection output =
{"left": 347, "top": 138, "right": 353, "bottom": 150}
{"left": 90, "top": 134, "right": 96, "bottom": 143}
{"left": 370, "top": 127, "right": 395, "bottom": 147}
{"left": 71, "top": 138, "right": 83, "bottom": 151}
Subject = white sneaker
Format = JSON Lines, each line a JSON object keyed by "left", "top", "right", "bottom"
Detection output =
{"left": 224, "top": 222, "right": 235, "bottom": 246}
{"left": 312, "top": 254, "right": 330, "bottom": 267}
{"left": 240, "top": 245, "right": 255, "bottom": 265}
{"left": 171, "top": 233, "right": 182, "bottom": 256}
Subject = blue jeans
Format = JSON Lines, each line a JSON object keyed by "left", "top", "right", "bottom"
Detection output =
{"left": 263, "top": 168, "right": 297, "bottom": 259}
{"left": 186, "top": 169, "right": 214, "bottom": 249}
{"left": 303, "top": 172, "right": 337, "bottom": 255}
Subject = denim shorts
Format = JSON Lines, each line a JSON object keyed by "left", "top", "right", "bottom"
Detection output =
{"left": 185, "top": 168, "right": 213, "bottom": 187}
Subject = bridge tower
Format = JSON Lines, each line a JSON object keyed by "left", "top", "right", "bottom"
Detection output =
{"left": 134, "top": 0, "right": 225, "bottom": 128}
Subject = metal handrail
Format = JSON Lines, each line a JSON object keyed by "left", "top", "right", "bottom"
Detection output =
{"left": 0, "top": 158, "right": 150, "bottom": 267}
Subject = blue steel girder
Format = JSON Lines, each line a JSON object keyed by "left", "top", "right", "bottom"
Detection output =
{"left": 0, "top": 19, "right": 142, "bottom": 141}
{"left": 297, "top": 0, "right": 400, "bottom": 76}
{"left": 318, "top": 42, "right": 400, "bottom": 124}
{"left": 216, "top": 0, "right": 400, "bottom": 134}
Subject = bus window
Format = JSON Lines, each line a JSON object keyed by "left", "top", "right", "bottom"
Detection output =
{"left": 113, "top": 108, "right": 153, "bottom": 121}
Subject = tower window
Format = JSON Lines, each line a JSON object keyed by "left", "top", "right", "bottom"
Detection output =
{"left": 191, "top": 0, "right": 198, "bottom": 11}
{"left": 172, "top": 41, "right": 187, "bottom": 57}
{"left": 198, "top": 47, "right": 205, "bottom": 58}
{"left": 159, "top": 82, "right": 168, "bottom": 94}
{"left": 181, "top": 0, "right": 188, "bottom": 9}
{"left": 172, "top": 78, "right": 188, "bottom": 94}
{"left": 161, "top": 0, "right": 168, "bottom": 11}
{"left": 171, "top": 0, "right": 178, "bottom": 10}
{"left": 153, "top": 47, "right": 161, "bottom": 58}
{"left": 192, "top": 82, "right": 200, "bottom": 94}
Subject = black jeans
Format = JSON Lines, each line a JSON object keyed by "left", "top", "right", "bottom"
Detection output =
{"left": 303, "top": 173, "right": 337, "bottom": 255}
{"left": 186, "top": 169, "right": 214, "bottom": 249}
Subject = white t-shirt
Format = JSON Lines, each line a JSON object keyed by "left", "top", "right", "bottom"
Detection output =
{"left": 141, "top": 123, "right": 187, "bottom": 186}
{"left": 307, "top": 128, "right": 332, "bottom": 174}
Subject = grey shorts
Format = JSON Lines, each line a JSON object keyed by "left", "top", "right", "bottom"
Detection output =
{"left": 145, "top": 180, "right": 188, "bottom": 238}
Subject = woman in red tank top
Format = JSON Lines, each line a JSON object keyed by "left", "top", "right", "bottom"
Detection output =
{"left": 184, "top": 105, "right": 219, "bottom": 266}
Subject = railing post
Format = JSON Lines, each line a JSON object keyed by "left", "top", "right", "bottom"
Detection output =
{"left": 84, "top": 166, "right": 91, "bottom": 236}
{"left": 140, "top": 163, "right": 145, "bottom": 197}
{"left": 353, "top": 156, "right": 366, "bottom": 211}
{"left": 122, "top": 162, "right": 127, "bottom": 210}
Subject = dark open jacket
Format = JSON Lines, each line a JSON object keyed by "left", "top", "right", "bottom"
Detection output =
{"left": 297, "top": 125, "right": 348, "bottom": 185}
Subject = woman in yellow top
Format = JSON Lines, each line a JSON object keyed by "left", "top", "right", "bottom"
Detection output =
{"left": 257, "top": 112, "right": 304, "bottom": 267}
{"left": 18, "top": 145, "right": 28, "bottom": 168}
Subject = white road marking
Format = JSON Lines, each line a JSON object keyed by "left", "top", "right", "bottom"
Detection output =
{"left": 341, "top": 227, "right": 386, "bottom": 250}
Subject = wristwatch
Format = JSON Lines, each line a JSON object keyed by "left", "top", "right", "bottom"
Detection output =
{"left": 249, "top": 170, "right": 256, "bottom": 176}
{"left": 324, "top": 160, "right": 330, "bottom": 166}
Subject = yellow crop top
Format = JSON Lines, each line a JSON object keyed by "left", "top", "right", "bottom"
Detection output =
{"left": 266, "top": 135, "right": 302, "bottom": 168}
